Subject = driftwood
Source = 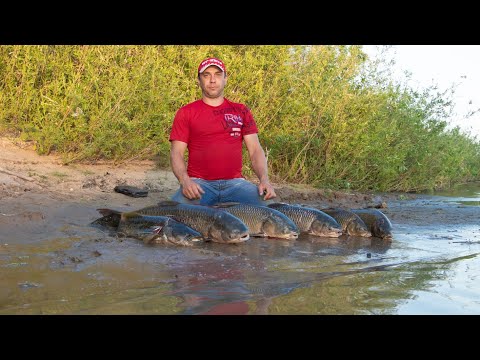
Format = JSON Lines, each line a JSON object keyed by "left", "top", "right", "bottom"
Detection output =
{"left": 0, "top": 167, "right": 35, "bottom": 182}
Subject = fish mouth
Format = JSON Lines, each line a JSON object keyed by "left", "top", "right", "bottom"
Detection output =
{"left": 182, "top": 235, "right": 204, "bottom": 243}
{"left": 268, "top": 232, "right": 298, "bottom": 240}
{"left": 329, "top": 232, "right": 343, "bottom": 238}
{"left": 313, "top": 230, "right": 342, "bottom": 238}
{"left": 225, "top": 233, "right": 250, "bottom": 244}
{"left": 350, "top": 230, "right": 372, "bottom": 237}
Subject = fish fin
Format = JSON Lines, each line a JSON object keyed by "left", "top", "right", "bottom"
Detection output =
{"left": 120, "top": 211, "right": 142, "bottom": 221}
{"left": 97, "top": 208, "right": 122, "bottom": 216}
{"left": 266, "top": 202, "right": 288, "bottom": 207}
{"left": 152, "top": 225, "right": 164, "bottom": 234}
{"left": 92, "top": 209, "right": 122, "bottom": 229}
{"left": 250, "top": 233, "right": 267, "bottom": 237}
{"left": 211, "top": 202, "right": 240, "bottom": 208}
{"left": 162, "top": 214, "right": 181, "bottom": 222}
{"left": 142, "top": 234, "right": 156, "bottom": 245}
{"left": 157, "top": 200, "right": 180, "bottom": 206}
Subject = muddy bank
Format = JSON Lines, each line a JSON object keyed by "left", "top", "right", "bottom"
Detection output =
{"left": 1, "top": 135, "right": 404, "bottom": 247}
{"left": 1, "top": 137, "right": 479, "bottom": 314}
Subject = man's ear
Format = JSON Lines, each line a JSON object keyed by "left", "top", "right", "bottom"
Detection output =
{"left": 196, "top": 77, "right": 200, "bottom": 87}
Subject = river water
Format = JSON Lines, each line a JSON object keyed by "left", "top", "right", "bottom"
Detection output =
{"left": 1, "top": 183, "right": 479, "bottom": 315}
{"left": 389, "top": 183, "right": 480, "bottom": 314}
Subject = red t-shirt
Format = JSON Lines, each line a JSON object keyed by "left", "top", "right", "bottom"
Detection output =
{"left": 169, "top": 98, "right": 258, "bottom": 180}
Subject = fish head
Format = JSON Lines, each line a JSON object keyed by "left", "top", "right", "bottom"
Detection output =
{"left": 208, "top": 211, "right": 250, "bottom": 244}
{"left": 117, "top": 214, "right": 169, "bottom": 236}
{"left": 310, "top": 219, "right": 343, "bottom": 237}
{"left": 347, "top": 221, "right": 372, "bottom": 237}
{"left": 161, "top": 222, "right": 204, "bottom": 246}
{"left": 131, "top": 226, "right": 166, "bottom": 244}
{"left": 262, "top": 213, "right": 299, "bottom": 240}
{"left": 372, "top": 218, "right": 393, "bottom": 240}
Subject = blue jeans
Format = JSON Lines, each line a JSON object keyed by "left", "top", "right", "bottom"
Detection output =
{"left": 171, "top": 178, "right": 270, "bottom": 206}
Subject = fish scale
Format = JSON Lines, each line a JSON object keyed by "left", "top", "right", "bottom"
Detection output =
{"left": 119, "top": 214, "right": 203, "bottom": 246}
{"left": 138, "top": 204, "right": 218, "bottom": 231}
{"left": 350, "top": 209, "right": 393, "bottom": 240}
{"left": 321, "top": 208, "right": 371, "bottom": 237}
{"left": 268, "top": 203, "right": 343, "bottom": 237}
{"left": 214, "top": 203, "right": 299, "bottom": 239}
{"left": 92, "top": 210, "right": 204, "bottom": 246}
{"left": 279, "top": 207, "right": 316, "bottom": 230}
{"left": 135, "top": 201, "right": 250, "bottom": 244}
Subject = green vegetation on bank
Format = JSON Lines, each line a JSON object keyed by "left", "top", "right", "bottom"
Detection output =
{"left": 1, "top": 45, "right": 479, "bottom": 192}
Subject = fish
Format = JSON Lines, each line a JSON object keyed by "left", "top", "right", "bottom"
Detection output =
{"left": 321, "top": 208, "right": 372, "bottom": 237}
{"left": 134, "top": 200, "right": 250, "bottom": 244}
{"left": 267, "top": 203, "right": 343, "bottom": 237}
{"left": 212, "top": 202, "right": 299, "bottom": 240}
{"left": 91, "top": 210, "right": 121, "bottom": 229}
{"left": 350, "top": 208, "right": 393, "bottom": 240}
{"left": 93, "top": 209, "right": 204, "bottom": 246}
{"left": 118, "top": 212, "right": 204, "bottom": 246}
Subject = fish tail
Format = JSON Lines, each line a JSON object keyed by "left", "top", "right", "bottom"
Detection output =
{"left": 97, "top": 208, "right": 122, "bottom": 216}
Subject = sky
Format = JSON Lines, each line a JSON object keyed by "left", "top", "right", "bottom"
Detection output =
{"left": 362, "top": 45, "right": 480, "bottom": 139}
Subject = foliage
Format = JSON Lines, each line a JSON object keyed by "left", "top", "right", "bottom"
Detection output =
{"left": 0, "top": 45, "right": 479, "bottom": 192}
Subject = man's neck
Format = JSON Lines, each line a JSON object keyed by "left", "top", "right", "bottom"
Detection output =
{"left": 202, "top": 96, "right": 224, "bottom": 107}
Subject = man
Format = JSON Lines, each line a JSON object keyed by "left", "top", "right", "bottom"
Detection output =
{"left": 169, "top": 57, "right": 276, "bottom": 205}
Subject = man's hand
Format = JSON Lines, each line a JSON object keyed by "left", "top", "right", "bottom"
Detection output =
{"left": 258, "top": 181, "right": 276, "bottom": 201}
{"left": 181, "top": 177, "right": 205, "bottom": 200}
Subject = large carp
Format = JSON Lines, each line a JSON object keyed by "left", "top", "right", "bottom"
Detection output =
{"left": 93, "top": 209, "right": 204, "bottom": 246}
{"left": 267, "top": 203, "right": 343, "bottom": 237}
{"left": 350, "top": 209, "right": 393, "bottom": 240}
{"left": 321, "top": 208, "right": 372, "bottom": 237}
{"left": 135, "top": 200, "right": 250, "bottom": 244}
{"left": 213, "top": 202, "right": 299, "bottom": 240}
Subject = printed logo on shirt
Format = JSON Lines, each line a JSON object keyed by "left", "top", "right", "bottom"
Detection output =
{"left": 223, "top": 114, "right": 243, "bottom": 127}
{"left": 222, "top": 113, "right": 243, "bottom": 130}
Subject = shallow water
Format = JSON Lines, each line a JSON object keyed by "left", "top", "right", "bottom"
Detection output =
{"left": 1, "top": 183, "right": 479, "bottom": 315}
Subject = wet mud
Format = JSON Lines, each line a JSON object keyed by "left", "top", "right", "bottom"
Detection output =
{"left": 1, "top": 138, "right": 479, "bottom": 314}
{"left": 1, "top": 188, "right": 479, "bottom": 315}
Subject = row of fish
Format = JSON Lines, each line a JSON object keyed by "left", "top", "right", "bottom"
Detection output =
{"left": 91, "top": 200, "right": 393, "bottom": 246}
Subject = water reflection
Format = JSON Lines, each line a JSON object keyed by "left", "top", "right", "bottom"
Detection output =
{"left": 421, "top": 181, "right": 480, "bottom": 198}
{"left": 420, "top": 181, "right": 480, "bottom": 207}
{"left": 161, "top": 235, "right": 397, "bottom": 315}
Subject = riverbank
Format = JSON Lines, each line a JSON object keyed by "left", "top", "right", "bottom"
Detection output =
{"left": 0, "top": 136, "right": 401, "bottom": 213}
{"left": 2, "top": 136, "right": 480, "bottom": 314}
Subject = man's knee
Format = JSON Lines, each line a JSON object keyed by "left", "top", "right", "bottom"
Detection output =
{"left": 171, "top": 189, "right": 197, "bottom": 204}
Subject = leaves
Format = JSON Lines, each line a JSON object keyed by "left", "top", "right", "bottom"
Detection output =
{"left": 0, "top": 45, "right": 479, "bottom": 191}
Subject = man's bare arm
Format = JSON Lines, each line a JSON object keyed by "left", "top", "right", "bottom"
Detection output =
{"left": 243, "top": 134, "right": 276, "bottom": 200}
{"left": 170, "top": 140, "right": 204, "bottom": 199}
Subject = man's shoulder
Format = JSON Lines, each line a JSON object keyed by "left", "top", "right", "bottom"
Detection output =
{"left": 225, "top": 98, "right": 250, "bottom": 113}
{"left": 179, "top": 99, "right": 203, "bottom": 111}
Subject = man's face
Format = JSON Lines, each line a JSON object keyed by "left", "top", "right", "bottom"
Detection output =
{"left": 197, "top": 65, "right": 227, "bottom": 99}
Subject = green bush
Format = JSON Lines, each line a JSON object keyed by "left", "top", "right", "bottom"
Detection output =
{"left": 0, "top": 45, "right": 479, "bottom": 192}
